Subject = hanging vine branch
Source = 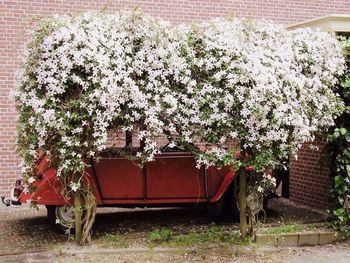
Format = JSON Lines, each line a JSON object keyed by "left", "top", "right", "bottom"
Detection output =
{"left": 14, "top": 9, "right": 345, "bottom": 244}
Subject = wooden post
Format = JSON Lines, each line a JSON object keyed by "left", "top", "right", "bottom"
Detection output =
{"left": 239, "top": 167, "right": 247, "bottom": 238}
{"left": 74, "top": 192, "right": 82, "bottom": 243}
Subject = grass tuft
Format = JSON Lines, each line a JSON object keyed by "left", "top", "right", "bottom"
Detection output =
{"left": 98, "top": 233, "right": 129, "bottom": 248}
{"left": 259, "top": 222, "right": 327, "bottom": 235}
{"left": 148, "top": 226, "right": 250, "bottom": 247}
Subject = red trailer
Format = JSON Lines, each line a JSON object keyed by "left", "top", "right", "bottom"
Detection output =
{"left": 3, "top": 148, "right": 252, "bottom": 232}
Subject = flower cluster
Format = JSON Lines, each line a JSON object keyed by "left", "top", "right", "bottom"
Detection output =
{"left": 257, "top": 173, "right": 277, "bottom": 195}
{"left": 176, "top": 19, "right": 345, "bottom": 169}
{"left": 15, "top": 10, "right": 192, "bottom": 185}
{"left": 245, "top": 171, "right": 277, "bottom": 197}
{"left": 14, "top": 10, "right": 345, "bottom": 194}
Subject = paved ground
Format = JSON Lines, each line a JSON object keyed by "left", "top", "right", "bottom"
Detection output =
{"left": 0, "top": 207, "right": 66, "bottom": 255}
{"left": 0, "top": 199, "right": 349, "bottom": 262}
{"left": 2, "top": 240, "right": 350, "bottom": 263}
{"left": 281, "top": 242, "right": 350, "bottom": 263}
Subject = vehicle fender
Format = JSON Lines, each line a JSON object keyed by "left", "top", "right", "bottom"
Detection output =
{"left": 19, "top": 156, "right": 102, "bottom": 206}
{"left": 209, "top": 166, "right": 254, "bottom": 204}
{"left": 19, "top": 167, "right": 66, "bottom": 206}
{"left": 209, "top": 170, "right": 237, "bottom": 204}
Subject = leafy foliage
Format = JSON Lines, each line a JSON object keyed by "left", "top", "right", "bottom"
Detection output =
{"left": 326, "top": 38, "right": 350, "bottom": 237}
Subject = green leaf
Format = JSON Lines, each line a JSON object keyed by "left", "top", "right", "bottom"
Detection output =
{"left": 334, "top": 207, "right": 344, "bottom": 217}
{"left": 335, "top": 175, "right": 344, "bottom": 186}
{"left": 345, "top": 134, "right": 350, "bottom": 143}
{"left": 339, "top": 128, "right": 347, "bottom": 136}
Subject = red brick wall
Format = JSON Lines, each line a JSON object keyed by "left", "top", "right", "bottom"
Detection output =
{"left": 289, "top": 141, "right": 332, "bottom": 209}
{"left": 1, "top": 0, "right": 349, "bottom": 200}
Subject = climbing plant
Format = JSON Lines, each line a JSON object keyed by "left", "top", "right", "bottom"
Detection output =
{"left": 14, "top": 10, "right": 345, "bottom": 244}
{"left": 325, "top": 36, "right": 350, "bottom": 238}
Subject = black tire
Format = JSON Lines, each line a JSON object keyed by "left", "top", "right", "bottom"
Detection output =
{"left": 208, "top": 197, "right": 224, "bottom": 219}
{"left": 222, "top": 183, "right": 239, "bottom": 220}
{"left": 208, "top": 183, "right": 239, "bottom": 221}
{"left": 47, "top": 205, "right": 77, "bottom": 234}
{"left": 263, "top": 196, "right": 268, "bottom": 211}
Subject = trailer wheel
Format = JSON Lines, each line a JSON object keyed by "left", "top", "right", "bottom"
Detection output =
{"left": 47, "top": 205, "right": 84, "bottom": 234}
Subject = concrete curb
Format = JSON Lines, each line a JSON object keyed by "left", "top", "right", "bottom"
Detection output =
{"left": 255, "top": 231, "right": 339, "bottom": 246}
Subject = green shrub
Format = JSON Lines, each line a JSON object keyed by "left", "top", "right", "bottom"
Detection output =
{"left": 324, "top": 36, "right": 350, "bottom": 239}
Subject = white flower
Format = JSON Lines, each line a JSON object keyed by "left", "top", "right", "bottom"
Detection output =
{"left": 70, "top": 181, "right": 80, "bottom": 192}
{"left": 309, "top": 144, "right": 319, "bottom": 151}
{"left": 168, "top": 142, "right": 176, "bottom": 148}
{"left": 42, "top": 109, "right": 56, "bottom": 124}
{"left": 27, "top": 176, "right": 35, "bottom": 184}
{"left": 23, "top": 185, "right": 29, "bottom": 194}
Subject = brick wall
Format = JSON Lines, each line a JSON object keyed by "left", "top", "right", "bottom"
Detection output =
{"left": 1, "top": 1, "right": 349, "bottom": 203}
{"left": 289, "top": 141, "right": 332, "bottom": 209}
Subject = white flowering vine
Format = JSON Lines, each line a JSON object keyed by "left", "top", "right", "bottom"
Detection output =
{"left": 14, "top": 10, "right": 345, "bottom": 244}
{"left": 69, "top": 181, "right": 80, "bottom": 192}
